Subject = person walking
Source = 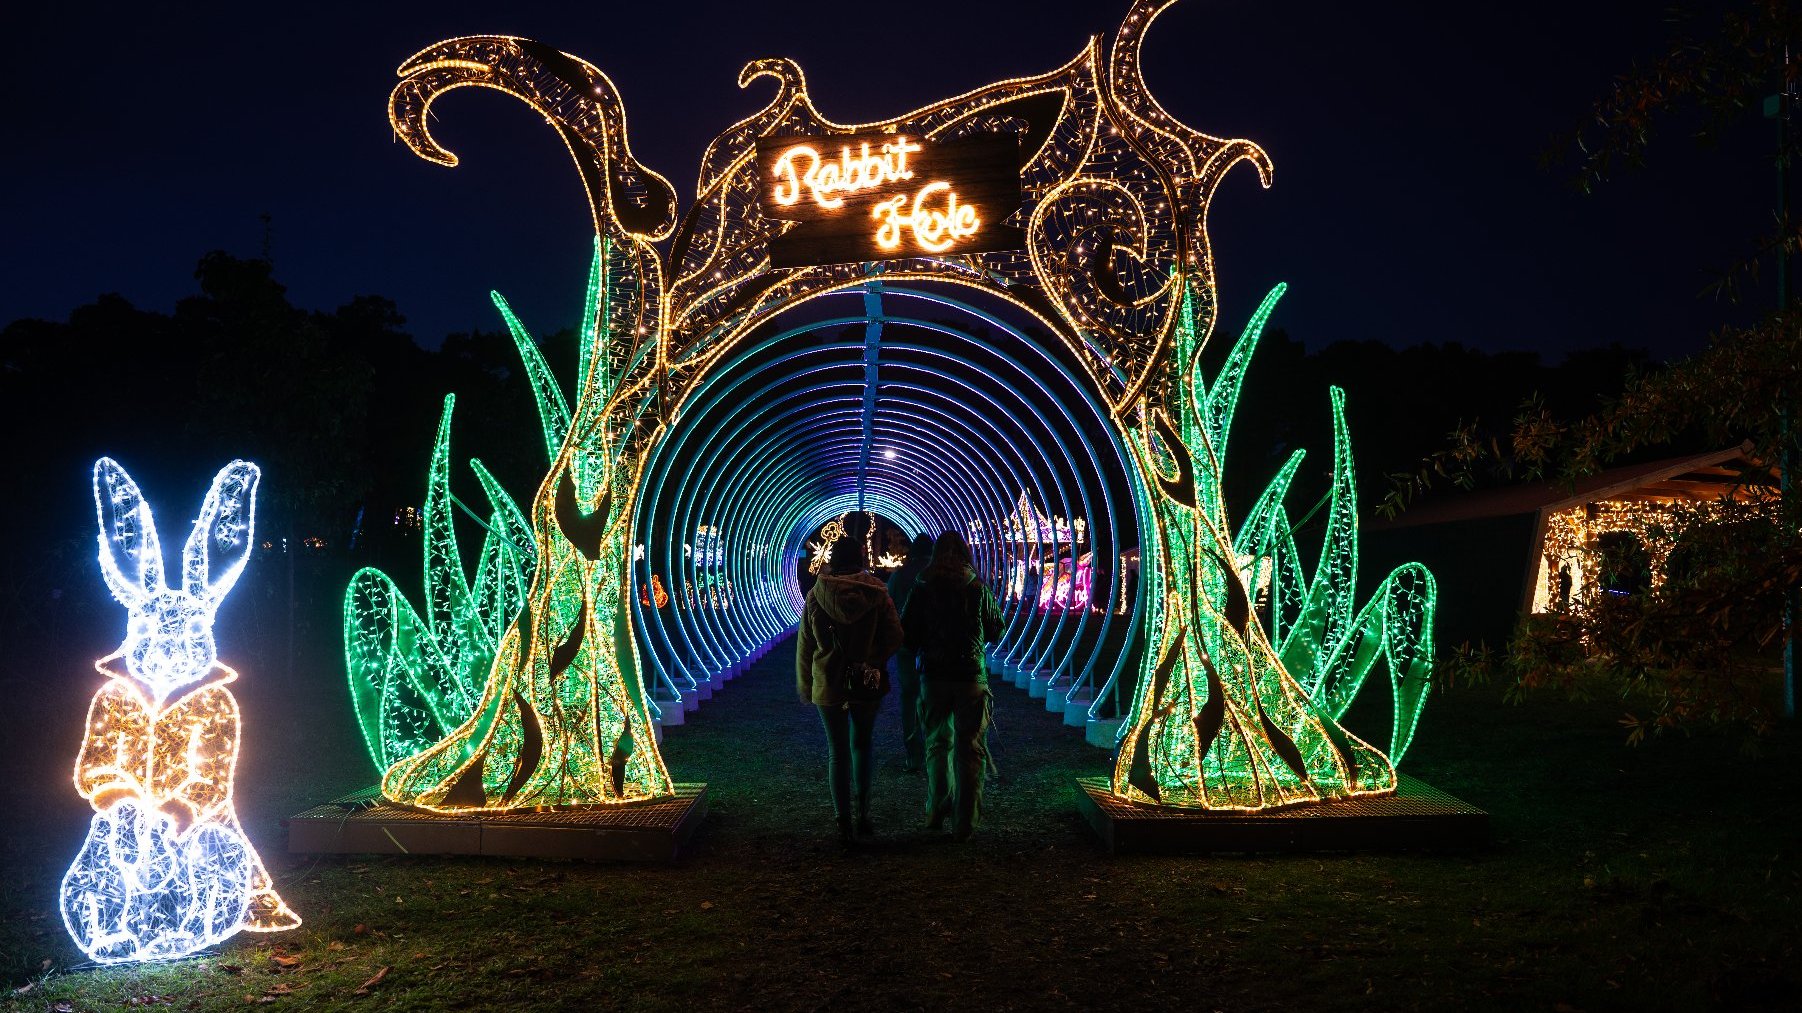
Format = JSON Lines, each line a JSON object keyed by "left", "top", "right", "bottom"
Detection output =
{"left": 796, "top": 514, "right": 903, "bottom": 846}
{"left": 901, "top": 530, "right": 1004, "bottom": 842}
{"left": 886, "top": 534, "right": 934, "bottom": 772}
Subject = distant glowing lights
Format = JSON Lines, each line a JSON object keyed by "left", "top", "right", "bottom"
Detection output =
{"left": 64, "top": 458, "right": 298, "bottom": 964}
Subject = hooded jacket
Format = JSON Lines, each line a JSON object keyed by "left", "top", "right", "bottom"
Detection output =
{"left": 901, "top": 563, "right": 1005, "bottom": 683}
{"left": 796, "top": 570, "right": 904, "bottom": 706}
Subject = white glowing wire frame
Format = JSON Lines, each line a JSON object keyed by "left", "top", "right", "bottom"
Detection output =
{"left": 61, "top": 458, "right": 299, "bottom": 964}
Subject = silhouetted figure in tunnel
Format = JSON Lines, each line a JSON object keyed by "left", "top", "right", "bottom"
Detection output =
{"left": 887, "top": 534, "right": 935, "bottom": 772}
{"left": 901, "top": 530, "right": 1004, "bottom": 842}
{"left": 795, "top": 513, "right": 903, "bottom": 847}
{"left": 1022, "top": 554, "right": 1043, "bottom": 611}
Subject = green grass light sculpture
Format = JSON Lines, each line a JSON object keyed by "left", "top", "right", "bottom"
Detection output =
{"left": 1113, "top": 283, "right": 1437, "bottom": 808}
{"left": 345, "top": 242, "right": 675, "bottom": 809}
{"left": 342, "top": 395, "right": 535, "bottom": 773}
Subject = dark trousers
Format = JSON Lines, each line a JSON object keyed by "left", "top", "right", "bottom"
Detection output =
{"left": 817, "top": 702, "right": 880, "bottom": 823}
{"left": 894, "top": 653, "right": 925, "bottom": 769}
{"left": 921, "top": 681, "right": 991, "bottom": 836}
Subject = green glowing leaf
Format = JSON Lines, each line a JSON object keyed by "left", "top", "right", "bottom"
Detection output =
{"left": 1198, "top": 282, "right": 1286, "bottom": 475}
{"left": 576, "top": 236, "right": 611, "bottom": 407}
{"left": 1279, "top": 387, "right": 1357, "bottom": 697}
{"left": 468, "top": 458, "right": 534, "bottom": 649}
{"left": 491, "top": 291, "right": 572, "bottom": 463}
{"left": 1233, "top": 448, "right": 1306, "bottom": 644}
{"left": 344, "top": 567, "right": 473, "bottom": 771}
{"left": 421, "top": 395, "right": 489, "bottom": 706}
{"left": 1312, "top": 563, "right": 1437, "bottom": 763}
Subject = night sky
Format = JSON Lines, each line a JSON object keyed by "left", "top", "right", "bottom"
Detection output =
{"left": 3, "top": 1, "right": 1771, "bottom": 361}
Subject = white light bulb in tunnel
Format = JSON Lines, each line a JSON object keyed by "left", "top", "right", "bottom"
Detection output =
{"left": 884, "top": 449, "right": 897, "bottom": 460}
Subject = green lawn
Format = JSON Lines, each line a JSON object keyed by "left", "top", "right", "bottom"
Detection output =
{"left": 3, "top": 629, "right": 1798, "bottom": 1011}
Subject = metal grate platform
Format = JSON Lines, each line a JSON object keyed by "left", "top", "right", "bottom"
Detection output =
{"left": 285, "top": 784, "right": 707, "bottom": 862}
{"left": 1076, "top": 775, "right": 1487, "bottom": 854}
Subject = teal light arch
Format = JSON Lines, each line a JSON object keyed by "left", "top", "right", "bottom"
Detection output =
{"left": 630, "top": 283, "right": 1148, "bottom": 723}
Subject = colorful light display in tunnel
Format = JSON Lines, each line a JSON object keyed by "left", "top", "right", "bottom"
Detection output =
{"left": 64, "top": 459, "right": 298, "bottom": 964}
{"left": 631, "top": 285, "right": 1146, "bottom": 717}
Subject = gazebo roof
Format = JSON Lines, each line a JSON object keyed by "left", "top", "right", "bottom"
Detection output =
{"left": 1369, "top": 442, "right": 1777, "bottom": 531}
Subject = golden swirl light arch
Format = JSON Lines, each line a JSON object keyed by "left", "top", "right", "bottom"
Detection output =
{"left": 378, "top": 0, "right": 1403, "bottom": 813}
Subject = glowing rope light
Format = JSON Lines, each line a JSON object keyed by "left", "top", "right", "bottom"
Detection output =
{"left": 871, "top": 181, "right": 981, "bottom": 252}
{"left": 64, "top": 459, "right": 298, "bottom": 964}
{"left": 770, "top": 137, "right": 921, "bottom": 208}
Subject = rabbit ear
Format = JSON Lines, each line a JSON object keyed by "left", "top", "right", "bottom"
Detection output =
{"left": 93, "top": 458, "right": 164, "bottom": 605}
{"left": 184, "top": 460, "right": 260, "bottom": 604}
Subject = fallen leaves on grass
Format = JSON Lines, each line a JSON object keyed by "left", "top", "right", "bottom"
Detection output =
{"left": 356, "top": 966, "right": 390, "bottom": 996}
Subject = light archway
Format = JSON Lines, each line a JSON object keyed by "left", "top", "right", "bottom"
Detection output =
{"left": 632, "top": 283, "right": 1148, "bottom": 724}
{"left": 361, "top": 0, "right": 1413, "bottom": 814}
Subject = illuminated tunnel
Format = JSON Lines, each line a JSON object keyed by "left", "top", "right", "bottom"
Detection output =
{"left": 631, "top": 283, "right": 1148, "bottom": 735}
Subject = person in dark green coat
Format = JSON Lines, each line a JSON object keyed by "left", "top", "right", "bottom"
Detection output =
{"left": 796, "top": 514, "right": 903, "bottom": 846}
{"left": 900, "top": 530, "right": 1004, "bottom": 841}
{"left": 886, "top": 533, "right": 934, "bottom": 771}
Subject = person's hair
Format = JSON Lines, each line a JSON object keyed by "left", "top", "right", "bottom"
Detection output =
{"left": 931, "top": 529, "right": 973, "bottom": 571}
{"left": 830, "top": 513, "right": 871, "bottom": 574}
{"left": 909, "top": 533, "right": 934, "bottom": 561}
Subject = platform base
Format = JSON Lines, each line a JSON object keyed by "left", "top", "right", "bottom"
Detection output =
{"left": 1075, "top": 775, "right": 1486, "bottom": 854}
{"left": 286, "top": 784, "right": 708, "bottom": 862}
{"left": 1084, "top": 716, "right": 1123, "bottom": 749}
{"left": 1062, "top": 693, "right": 1092, "bottom": 728}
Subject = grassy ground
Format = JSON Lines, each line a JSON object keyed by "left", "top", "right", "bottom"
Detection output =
{"left": 3, "top": 627, "right": 1799, "bottom": 1012}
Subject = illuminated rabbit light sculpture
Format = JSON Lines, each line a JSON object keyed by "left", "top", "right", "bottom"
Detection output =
{"left": 61, "top": 458, "right": 299, "bottom": 964}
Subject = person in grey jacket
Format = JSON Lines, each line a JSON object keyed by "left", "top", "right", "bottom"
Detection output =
{"left": 796, "top": 514, "right": 903, "bottom": 845}
{"left": 900, "top": 530, "right": 1004, "bottom": 841}
{"left": 886, "top": 534, "right": 934, "bottom": 771}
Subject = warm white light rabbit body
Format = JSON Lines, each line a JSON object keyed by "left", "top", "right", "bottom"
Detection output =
{"left": 60, "top": 458, "right": 298, "bottom": 963}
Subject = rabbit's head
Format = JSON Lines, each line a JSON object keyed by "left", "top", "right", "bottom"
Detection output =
{"left": 93, "top": 458, "right": 259, "bottom": 701}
